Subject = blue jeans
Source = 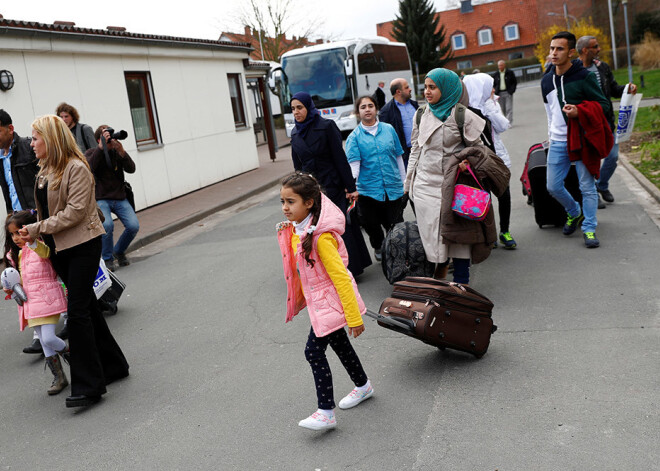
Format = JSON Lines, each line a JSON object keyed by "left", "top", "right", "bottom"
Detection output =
{"left": 546, "top": 140, "right": 598, "bottom": 233}
{"left": 97, "top": 199, "right": 139, "bottom": 262}
{"left": 596, "top": 132, "right": 618, "bottom": 191}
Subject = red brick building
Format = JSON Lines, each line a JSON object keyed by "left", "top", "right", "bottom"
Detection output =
{"left": 377, "top": 0, "right": 660, "bottom": 72}
{"left": 220, "top": 26, "right": 323, "bottom": 61}
{"left": 377, "top": 0, "right": 539, "bottom": 71}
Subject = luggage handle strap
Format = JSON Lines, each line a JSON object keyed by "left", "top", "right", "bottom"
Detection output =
{"left": 455, "top": 163, "right": 485, "bottom": 191}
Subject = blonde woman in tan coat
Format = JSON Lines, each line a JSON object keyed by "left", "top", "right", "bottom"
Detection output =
{"left": 20, "top": 115, "right": 129, "bottom": 408}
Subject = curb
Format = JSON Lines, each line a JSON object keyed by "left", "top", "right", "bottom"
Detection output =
{"left": 125, "top": 175, "right": 283, "bottom": 254}
{"left": 619, "top": 152, "right": 660, "bottom": 205}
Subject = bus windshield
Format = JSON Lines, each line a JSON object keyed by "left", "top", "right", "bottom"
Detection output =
{"left": 281, "top": 48, "right": 352, "bottom": 109}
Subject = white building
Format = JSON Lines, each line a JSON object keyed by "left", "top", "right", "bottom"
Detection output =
{"left": 0, "top": 17, "right": 261, "bottom": 219}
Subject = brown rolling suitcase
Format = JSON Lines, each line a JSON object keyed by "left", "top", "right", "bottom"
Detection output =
{"left": 366, "top": 277, "right": 496, "bottom": 358}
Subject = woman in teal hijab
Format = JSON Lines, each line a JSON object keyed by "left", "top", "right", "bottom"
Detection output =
{"left": 425, "top": 68, "right": 463, "bottom": 121}
{"left": 402, "top": 67, "right": 487, "bottom": 285}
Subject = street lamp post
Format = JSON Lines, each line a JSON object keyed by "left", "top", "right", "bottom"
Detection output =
{"left": 547, "top": 5, "right": 578, "bottom": 30}
{"left": 607, "top": 0, "right": 618, "bottom": 69}
{"left": 621, "top": 0, "right": 634, "bottom": 84}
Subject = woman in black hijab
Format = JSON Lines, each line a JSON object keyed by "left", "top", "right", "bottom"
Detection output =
{"left": 290, "top": 92, "right": 372, "bottom": 276}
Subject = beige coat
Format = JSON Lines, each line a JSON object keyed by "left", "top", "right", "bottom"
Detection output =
{"left": 404, "top": 105, "right": 486, "bottom": 263}
{"left": 26, "top": 159, "right": 105, "bottom": 252}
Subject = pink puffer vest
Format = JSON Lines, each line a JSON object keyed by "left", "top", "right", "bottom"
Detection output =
{"left": 16, "top": 247, "right": 67, "bottom": 331}
{"left": 277, "top": 193, "right": 366, "bottom": 337}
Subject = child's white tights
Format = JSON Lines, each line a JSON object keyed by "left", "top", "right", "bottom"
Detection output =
{"left": 33, "top": 325, "right": 66, "bottom": 357}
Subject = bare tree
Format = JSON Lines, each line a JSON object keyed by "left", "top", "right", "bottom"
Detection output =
{"left": 234, "top": 0, "right": 322, "bottom": 61}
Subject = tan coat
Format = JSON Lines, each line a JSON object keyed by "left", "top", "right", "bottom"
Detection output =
{"left": 404, "top": 105, "right": 485, "bottom": 263}
{"left": 26, "top": 159, "right": 105, "bottom": 252}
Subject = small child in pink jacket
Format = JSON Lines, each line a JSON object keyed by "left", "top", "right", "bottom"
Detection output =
{"left": 4, "top": 210, "right": 69, "bottom": 396}
{"left": 277, "top": 172, "right": 373, "bottom": 431}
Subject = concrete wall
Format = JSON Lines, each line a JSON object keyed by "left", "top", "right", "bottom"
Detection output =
{"left": 0, "top": 35, "right": 259, "bottom": 221}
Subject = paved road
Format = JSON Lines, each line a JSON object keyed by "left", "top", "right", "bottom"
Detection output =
{"left": 1, "top": 85, "right": 658, "bottom": 470}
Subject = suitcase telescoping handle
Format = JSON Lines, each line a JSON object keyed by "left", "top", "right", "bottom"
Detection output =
{"left": 365, "top": 309, "right": 415, "bottom": 333}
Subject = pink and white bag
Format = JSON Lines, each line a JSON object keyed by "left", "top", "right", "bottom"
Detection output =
{"left": 451, "top": 164, "right": 491, "bottom": 221}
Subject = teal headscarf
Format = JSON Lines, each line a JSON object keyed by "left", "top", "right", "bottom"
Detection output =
{"left": 425, "top": 68, "right": 463, "bottom": 121}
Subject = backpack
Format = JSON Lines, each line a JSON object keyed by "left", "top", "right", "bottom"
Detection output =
{"left": 381, "top": 221, "right": 435, "bottom": 284}
{"left": 414, "top": 104, "right": 496, "bottom": 153}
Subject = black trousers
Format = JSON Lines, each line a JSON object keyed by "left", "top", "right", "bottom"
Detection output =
{"left": 496, "top": 186, "right": 511, "bottom": 234}
{"left": 328, "top": 190, "right": 372, "bottom": 276}
{"left": 357, "top": 195, "right": 405, "bottom": 250}
{"left": 304, "top": 327, "right": 368, "bottom": 410}
{"left": 51, "top": 236, "right": 129, "bottom": 396}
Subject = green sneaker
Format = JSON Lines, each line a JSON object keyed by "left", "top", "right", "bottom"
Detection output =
{"left": 499, "top": 232, "right": 517, "bottom": 249}
{"left": 563, "top": 211, "right": 584, "bottom": 236}
{"left": 583, "top": 232, "right": 600, "bottom": 248}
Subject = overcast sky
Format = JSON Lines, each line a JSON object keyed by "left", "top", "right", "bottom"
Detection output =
{"left": 0, "top": 0, "right": 470, "bottom": 42}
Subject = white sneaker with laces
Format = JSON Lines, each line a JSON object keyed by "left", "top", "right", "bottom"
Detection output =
{"left": 298, "top": 410, "right": 337, "bottom": 431}
{"left": 338, "top": 383, "right": 374, "bottom": 409}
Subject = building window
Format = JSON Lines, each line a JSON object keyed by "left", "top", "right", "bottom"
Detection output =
{"left": 457, "top": 59, "right": 472, "bottom": 70}
{"left": 504, "top": 24, "right": 520, "bottom": 41}
{"left": 125, "top": 72, "right": 160, "bottom": 146}
{"left": 486, "top": 61, "right": 495, "bottom": 65}
{"left": 227, "top": 74, "right": 247, "bottom": 128}
{"left": 509, "top": 51, "right": 524, "bottom": 60}
{"left": 478, "top": 29, "right": 493, "bottom": 46}
{"left": 460, "top": 0, "right": 474, "bottom": 13}
{"left": 452, "top": 34, "right": 466, "bottom": 50}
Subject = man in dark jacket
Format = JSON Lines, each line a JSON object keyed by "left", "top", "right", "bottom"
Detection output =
{"left": 577, "top": 35, "right": 637, "bottom": 204}
{"left": 378, "top": 78, "right": 418, "bottom": 168}
{"left": 0, "top": 109, "right": 47, "bottom": 354}
{"left": 0, "top": 110, "right": 39, "bottom": 213}
{"left": 542, "top": 31, "right": 611, "bottom": 249}
{"left": 86, "top": 125, "right": 139, "bottom": 271}
{"left": 492, "top": 60, "right": 517, "bottom": 124}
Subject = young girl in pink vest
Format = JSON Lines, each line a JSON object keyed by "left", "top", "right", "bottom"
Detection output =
{"left": 277, "top": 172, "right": 373, "bottom": 431}
{"left": 3, "top": 210, "right": 69, "bottom": 395}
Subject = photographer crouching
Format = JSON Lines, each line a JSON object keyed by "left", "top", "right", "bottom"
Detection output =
{"left": 85, "top": 126, "right": 139, "bottom": 271}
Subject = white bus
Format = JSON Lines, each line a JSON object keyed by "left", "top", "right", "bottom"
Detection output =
{"left": 269, "top": 38, "right": 415, "bottom": 136}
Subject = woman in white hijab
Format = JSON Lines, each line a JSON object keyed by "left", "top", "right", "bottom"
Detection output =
{"left": 463, "top": 73, "right": 517, "bottom": 249}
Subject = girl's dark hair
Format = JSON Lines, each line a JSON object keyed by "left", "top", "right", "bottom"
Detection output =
{"left": 354, "top": 95, "right": 379, "bottom": 120}
{"left": 4, "top": 210, "right": 38, "bottom": 271}
{"left": 281, "top": 172, "right": 322, "bottom": 268}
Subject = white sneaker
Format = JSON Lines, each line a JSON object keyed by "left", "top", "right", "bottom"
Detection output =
{"left": 338, "top": 383, "right": 374, "bottom": 409}
{"left": 298, "top": 411, "right": 337, "bottom": 431}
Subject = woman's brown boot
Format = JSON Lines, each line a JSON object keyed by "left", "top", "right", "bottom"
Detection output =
{"left": 45, "top": 355, "right": 69, "bottom": 395}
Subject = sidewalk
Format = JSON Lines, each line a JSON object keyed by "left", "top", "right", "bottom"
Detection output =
{"left": 118, "top": 127, "right": 294, "bottom": 253}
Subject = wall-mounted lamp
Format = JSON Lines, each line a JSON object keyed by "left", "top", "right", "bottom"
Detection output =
{"left": 0, "top": 70, "right": 14, "bottom": 91}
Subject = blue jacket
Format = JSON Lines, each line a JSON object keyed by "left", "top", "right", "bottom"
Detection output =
{"left": 378, "top": 98, "right": 419, "bottom": 151}
{"left": 345, "top": 122, "right": 404, "bottom": 202}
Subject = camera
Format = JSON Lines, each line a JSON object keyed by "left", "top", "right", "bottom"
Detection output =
{"left": 104, "top": 127, "right": 128, "bottom": 142}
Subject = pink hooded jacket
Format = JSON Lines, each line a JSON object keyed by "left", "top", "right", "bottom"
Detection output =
{"left": 276, "top": 193, "right": 366, "bottom": 337}
{"left": 10, "top": 247, "right": 67, "bottom": 331}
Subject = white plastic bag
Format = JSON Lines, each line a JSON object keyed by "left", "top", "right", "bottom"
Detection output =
{"left": 93, "top": 259, "right": 112, "bottom": 299}
{"left": 616, "top": 84, "right": 643, "bottom": 143}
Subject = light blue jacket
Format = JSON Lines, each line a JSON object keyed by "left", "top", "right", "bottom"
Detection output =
{"left": 345, "top": 122, "right": 404, "bottom": 201}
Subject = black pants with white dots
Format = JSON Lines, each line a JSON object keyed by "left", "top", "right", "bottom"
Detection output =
{"left": 304, "top": 326, "right": 368, "bottom": 410}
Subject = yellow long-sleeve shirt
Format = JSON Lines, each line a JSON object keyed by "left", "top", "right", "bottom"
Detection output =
{"left": 292, "top": 232, "right": 363, "bottom": 328}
